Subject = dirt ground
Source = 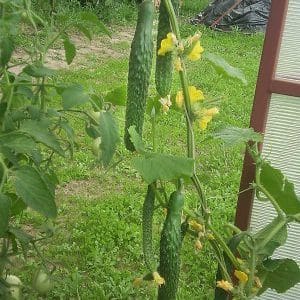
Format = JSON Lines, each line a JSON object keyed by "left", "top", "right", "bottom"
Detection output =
{"left": 11, "top": 27, "right": 134, "bottom": 74}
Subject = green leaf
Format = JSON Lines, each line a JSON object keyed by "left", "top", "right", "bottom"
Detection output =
{"left": 9, "top": 227, "right": 33, "bottom": 245}
{"left": 20, "top": 119, "right": 65, "bottom": 156}
{"left": 98, "top": 111, "right": 120, "bottom": 166}
{"left": 78, "top": 12, "right": 111, "bottom": 37}
{"left": 61, "top": 84, "right": 90, "bottom": 110}
{"left": 260, "top": 162, "right": 300, "bottom": 215}
{"left": 132, "top": 153, "right": 194, "bottom": 184}
{"left": 63, "top": 35, "right": 76, "bottom": 65}
{"left": 254, "top": 217, "right": 287, "bottom": 260}
{"left": 204, "top": 52, "right": 247, "bottom": 85}
{"left": 0, "top": 193, "right": 10, "bottom": 237}
{"left": 7, "top": 193, "right": 27, "bottom": 216}
{"left": 214, "top": 127, "right": 263, "bottom": 145}
{"left": 128, "top": 126, "right": 145, "bottom": 154}
{"left": 75, "top": 23, "right": 92, "bottom": 41}
{"left": 0, "top": 132, "right": 36, "bottom": 153}
{"left": 14, "top": 166, "right": 57, "bottom": 218}
{"left": 258, "top": 259, "right": 300, "bottom": 295}
{"left": 104, "top": 86, "right": 126, "bottom": 106}
{"left": 23, "top": 63, "right": 56, "bottom": 78}
{"left": 0, "top": 37, "right": 14, "bottom": 67}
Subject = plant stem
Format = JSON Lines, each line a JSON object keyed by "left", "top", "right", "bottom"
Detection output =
{"left": 164, "top": 0, "right": 237, "bottom": 270}
{"left": 208, "top": 224, "right": 240, "bottom": 270}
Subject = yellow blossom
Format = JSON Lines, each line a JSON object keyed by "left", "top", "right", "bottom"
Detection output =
{"left": 254, "top": 276, "right": 262, "bottom": 288}
{"left": 158, "top": 33, "right": 177, "bottom": 56}
{"left": 175, "top": 86, "right": 204, "bottom": 108}
{"left": 189, "top": 32, "right": 202, "bottom": 44}
{"left": 133, "top": 277, "right": 143, "bottom": 287}
{"left": 174, "top": 57, "right": 183, "bottom": 72}
{"left": 198, "top": 106, "right": 219, "bottom": 130}
{"left": 195, "top": 239, "right": 203, "bottom": 251}
{"left": 189, "top": 220, "right": 203, "bottom": 232}
{"left": 203, "top": 107, "right": 219, "bottom": 116}
{"left": 153, "top": 272, "right": 165, "bottom": 286}
{"left": 199, "top": 115, "right": 212, "bottom": 130}
{"left": 189, "top": 86, "right": 204, "bottom": 102}
{"left": 159, "top": 95, "right": 172, "bottom": 113}
{"left": 176, "top": 91, "right": 184, "bottom": 108}
{"left": 188, "top": 41, "right": 204, "bottom": 61}
{"left": 234, "top": 270, "right": 248, "bottom": 283}
{"left": 216, "top": 280, "right": 233, "bottom": 292}
{"left": 206, "top": 233, "right": 215, "bottom": 240}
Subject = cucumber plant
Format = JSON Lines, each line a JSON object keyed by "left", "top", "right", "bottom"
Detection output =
{"left": 125, "top": 0, "right": 300, "bottom": 299}
{"left": 0, "top": 1, "right": 121, "bottom": 298}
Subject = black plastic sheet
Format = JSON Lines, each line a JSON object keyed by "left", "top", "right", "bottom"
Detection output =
{"left": 191, "top": 0, "right": 271, "bottom": 32}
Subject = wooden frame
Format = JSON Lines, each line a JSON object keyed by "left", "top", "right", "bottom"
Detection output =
{"left": 234, "top": 0, "right": 300, "bottom": 230}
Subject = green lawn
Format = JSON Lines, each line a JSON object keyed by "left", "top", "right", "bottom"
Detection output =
{"left": 16, "top": 2, "right": 264, "bottom": 299}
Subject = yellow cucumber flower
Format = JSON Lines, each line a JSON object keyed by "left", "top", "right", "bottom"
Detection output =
{"left": 234, "top": 270, "right": 248, "bottom": 283}
{"left": 198, "top": 106, "right": 219, "bottom": 130}
{"left": 159, "top": 95, "right": 172, "bottom": 113}
{"left": 174, "top": 57, "right": 183, "bottom": 72}
{"left": 195, "top": 239, "right": 203, "bottom": 251}
{"left": 189, "top": 220, "right": 203, "bottom": 232}
{"left": 199, "top": 115, "right": 212, "bottom": 130}
{"left": 254, "top": 276, "right": 262, "bottom": 288}
{"left": 188, "top": 41, "right": 204, "bottom": 61}
{"left": 158, "top": 33, "right": 177, "bottom": 56}
{"left": 176, "top": 86, "right": 204, "bottom": 108}
{"left": 153, "top": 272, "right": 165, "bottom": 286}
{"left": 216, "top": 280, "right": 233, "bottom": 292}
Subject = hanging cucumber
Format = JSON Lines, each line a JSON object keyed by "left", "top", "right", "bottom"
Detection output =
{"left": 155, "top": 0, "right": 179, "bottom": 98}
{"left": 142, "top": 184, "right": 156, "bottom": 272}
{"left": 124, "top": 0, "right": 154, "bottom": 151}
{"left": 158, "top": 190, "right": 184, "bottom": 300}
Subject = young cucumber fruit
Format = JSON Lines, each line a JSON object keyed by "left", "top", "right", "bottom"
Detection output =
{"left": 158, "top": 190, "right": 184, "bottom": 300}
{"left": 155, "top": 0, "right": 179, "bottom": 98}
{"left": 142, "top": 184, "right": 156, "bottom": 272}
{"left": 124, "top": 0, "right": 155, "bottom": 151}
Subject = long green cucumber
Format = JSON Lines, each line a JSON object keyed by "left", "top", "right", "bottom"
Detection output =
{"left": 142, "top": 184, "right": 156, "bottom": 272}
{"left": 158, "top": 190, "right": 184, "bottom": 300}
{"left": 124, "top": 0, "right": 154, "bottom": 151}
{"left": 155, "top": 0, "right": 179, "bottom": 98}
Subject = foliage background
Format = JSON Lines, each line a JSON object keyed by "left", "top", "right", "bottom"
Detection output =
{"left": 5, "top": 0, "right": 264, "bottom": 298}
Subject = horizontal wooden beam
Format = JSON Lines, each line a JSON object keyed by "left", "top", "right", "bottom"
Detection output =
{"left": 271, "top": 78, "right": 300, "bottom": 97}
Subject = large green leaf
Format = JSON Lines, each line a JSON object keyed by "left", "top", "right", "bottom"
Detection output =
{"left": 104, "top": 86, "right": 127, "bottom": 106}
{"left": 14, "top": 166, "right": 57, "bottom": 218}
{"left": 20, "top": 119, "right": 65, "bottom": 156}
{"left": 23, "top": 63, "right": 56, "bottom": 78}
{"left": 260, "top": 162, "right": 300, "bottom": 215}
{"left": 0, "top": 37, "right": 14, "bottom": 67}
{"left": 133, "top": 153, "right": 194, "bottom": 184}
{"left": 0, "top": 193, "right": 10, "bottom": 237}
{"left": 75, "top": 23, "right": 92, "bottom": 41}
{"left": 78, "top": 12, "right": 111, "bottom": 37}
{"left": 204, "top": 52, "right": 247, "bottom": 85}
{"left": 214, "top": 127, "right": 262, "bottom": 146}
{"left": 63, "top": 35, "right": 76, "bottom": 65}
{"left": 258, "top": 259, "right": 300, "bottom": 295}
{"left": 254, "top": 217, "right": 287, "bottom": 260}
{"left": 61, "top": 84, "right": 90, "bottom": 110}
{"left": 128, "top": 126, "right": 145, "bottom": 154}
{"left": 98, "top": 111, "right": 120, "bottom": 166}
{"left": 0, "top": 132, "right": 36, "bottom": 153}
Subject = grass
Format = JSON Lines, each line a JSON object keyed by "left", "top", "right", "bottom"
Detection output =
{"left": 13, "top": 1, "right": 264, "bottom": 299}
